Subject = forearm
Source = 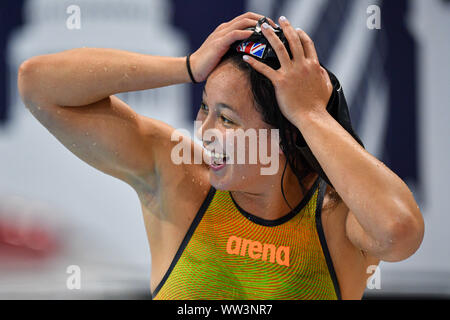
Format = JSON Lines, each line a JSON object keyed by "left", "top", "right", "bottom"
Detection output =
{"left": 293, "top": 110, "right": 422, "bottom": 242}
{"left": 18, "top": 48, "right": 190, "bottom": 107}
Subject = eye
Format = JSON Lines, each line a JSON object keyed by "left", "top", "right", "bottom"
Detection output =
{"left": 221, "top": 115, "right": 234, "bottom": 125}
{"left": 200, "top": 102, "right": 209, "bottom": 112}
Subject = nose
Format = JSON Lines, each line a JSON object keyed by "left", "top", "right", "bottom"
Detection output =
{"left": 194, "top": 116, "right": 215, "bottom": 145}
{"left": 194, "top": 119, "right": 224, "bottom": 153}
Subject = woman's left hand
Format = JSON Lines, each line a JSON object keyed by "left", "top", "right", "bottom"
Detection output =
{"left": 243, "top": 16, "right": 333, "bottom": 125}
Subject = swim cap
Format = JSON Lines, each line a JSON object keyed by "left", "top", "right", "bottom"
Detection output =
{"left": 234, "top": 17, "right": 365, "bottom": 187}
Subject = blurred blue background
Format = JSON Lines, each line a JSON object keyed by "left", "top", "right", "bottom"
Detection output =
{"left": 0, "top": 0, "right": 449, "bottom": 299}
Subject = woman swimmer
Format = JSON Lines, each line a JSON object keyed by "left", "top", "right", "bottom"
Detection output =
{"left": 18, "top": 13, "right": 424, "bottom": 299}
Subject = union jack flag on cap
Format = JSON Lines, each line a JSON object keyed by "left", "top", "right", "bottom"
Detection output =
{"left": 236, "top": 41, "right": 267, "bottom": 59}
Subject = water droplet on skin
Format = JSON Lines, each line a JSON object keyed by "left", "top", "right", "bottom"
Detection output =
{"left": 92, "top": 142, "right": 97, "bottom": 146}
{"left": 37, "top": 106, "right": 41, "bottom": 110}
{"left": 89, "top": 69, "right": 93, "bottom": 73}
{"left": 131, "top": 65, "right": 137, "bottom": 71}
{"left": 104, "top": 67, "right": 108, "bottom": 72}
{"left": 85, "top": 132, "right": 89, "bottom": 136}
{"left": 199, "top": 181, "right": 203, "bottom": 186}
{"left": 72, "top": 144, "right": 77, "bottom": 147}
{"left": 57, "top": 110, "right": 61, "bottom": 114}
{"left": 242, "top": 176, "right": 246, "bottom": 180}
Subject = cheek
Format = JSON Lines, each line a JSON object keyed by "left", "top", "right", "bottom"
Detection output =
{"left": 222, "top": 128, "right": 273, "bottom": 162}
{"left": 223, "top": 131, "right": 236, "bottom": 153}
{"left": 229, "top": 164, "right": 265, "bottom": 188}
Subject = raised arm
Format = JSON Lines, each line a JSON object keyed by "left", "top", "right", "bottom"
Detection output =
{"left": 17, "top": 49, "right": 189, "bottom": 187}
{"left": 18, "top": 48, "right": 191, "bottom": 107}
{"left": 17, "top": 12, "right": 265, "bottom": 191}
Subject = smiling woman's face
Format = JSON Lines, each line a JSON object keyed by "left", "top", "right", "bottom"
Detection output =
{"left": 196, "top": 60, "right": 280, "bottom": 192}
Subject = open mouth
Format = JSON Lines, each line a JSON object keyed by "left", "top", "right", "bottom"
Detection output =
{"left": 204, "top": 149, "right": 230, "bottom": 170}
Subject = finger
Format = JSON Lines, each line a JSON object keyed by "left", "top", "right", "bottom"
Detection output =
{"left": 242, "top": 55, "right": 278, "bottom": 80}
{"left": 222, "top": 30, "right": 254, "bottom": 47}
{"left": 278, "top": 16, "right": 304, "bottom": 60}
{"left": 223, "top": 17, "right": 278, "bottom": 37}
{"left": 222, "top": 18, "right": 258, "bottom": 35}
{"left": 261, "top": 22, "right": 291, "bottom": 66}
{"left": 296, "top": 28, "right": 318, "bottom": 61}
{"left": 235, "top": 12, "right": 265, "bottom": 22}
{"left": 218, "top": 12, "right": 263, "bottom": 31}
{"left": 265, "top": 17, "right": 278, "bottom": 29}
{"left": 235, "top": 13, "right": 277, "bottom": 28}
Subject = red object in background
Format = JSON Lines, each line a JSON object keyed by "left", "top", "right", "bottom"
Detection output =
{"left": 0, "top": 221, "right": 57, "bottom": 254}
{"left": 0, "top": 198, "right": 62, "bottom": 264}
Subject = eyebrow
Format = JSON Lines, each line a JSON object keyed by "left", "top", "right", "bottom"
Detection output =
{"left": 217, "top": 103, "right": 236, "bottom": 113}
{"left": 202, "top": 87, "right": 237, "bottom": 113}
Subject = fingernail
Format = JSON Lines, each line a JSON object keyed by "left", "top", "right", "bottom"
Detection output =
{"left": 243, "top": 55, "right": 250, "bottom": 61}
{"left": 296, "top": 27, "right": 302, "bottom": 31}
{"left": 262, "top": 22, "right": 270, "bottom": 29}
{"left": 280, "top": 16, "right": 287, "bottom": 22}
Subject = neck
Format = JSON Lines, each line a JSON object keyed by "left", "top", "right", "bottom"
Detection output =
{"left": 231, "top": 162, "right": 318, "bottom": 221}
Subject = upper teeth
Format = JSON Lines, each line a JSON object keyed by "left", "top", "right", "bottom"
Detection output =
{"left": 205, "top": 150, "right": 227, "bottom": 160}
{"left": 213, "top": 152, "right": 224, "bottom": 160}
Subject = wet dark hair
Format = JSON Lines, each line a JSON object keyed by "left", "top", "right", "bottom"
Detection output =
{"left": 219, "top": 49, "right": 322, "bottom": 209}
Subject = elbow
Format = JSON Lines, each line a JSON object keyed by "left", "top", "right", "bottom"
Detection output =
{"left": 18, "top": 58, "right": 37, "bottom": 87}
{"left": 18, "top": 58, "right": 36, "bottom": 77}
{"left": 380, "top": 206, "right": 425, "bottom": 262}
{"left": 18, "top": 57, "right": 43, "bottom": 106}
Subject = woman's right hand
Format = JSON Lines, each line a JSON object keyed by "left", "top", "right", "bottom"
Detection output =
{"left": 189, "top": 12, "right": 274, "bottom": 82}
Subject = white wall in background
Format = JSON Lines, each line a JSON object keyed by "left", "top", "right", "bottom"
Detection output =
{"left": 0, "top": 0, "right": 190, "bottom": 297}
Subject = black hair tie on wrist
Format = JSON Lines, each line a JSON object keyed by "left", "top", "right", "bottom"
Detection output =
{"left": 186, "top": 54, "right": 198, "bottom": 84}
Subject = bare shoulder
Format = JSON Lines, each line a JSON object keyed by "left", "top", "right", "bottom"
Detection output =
{"left": 135, "top": 116, "right": 211, "bottom": 219}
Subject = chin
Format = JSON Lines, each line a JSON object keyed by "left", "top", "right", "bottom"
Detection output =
{"left": 208, "top": 170, "right": 232, "bottom": 191}
{"left": 208, "top": 164, "right": 255, "bottom": 192}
